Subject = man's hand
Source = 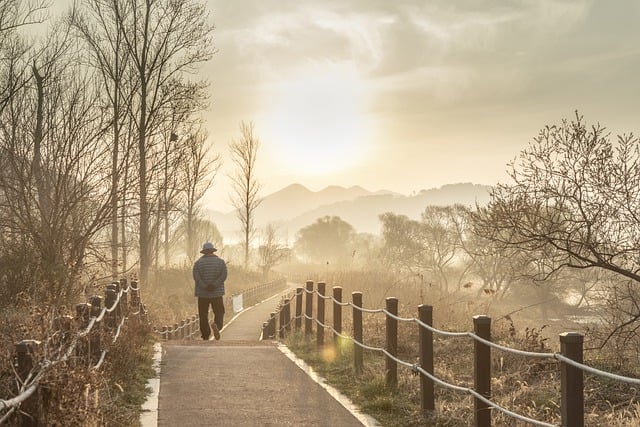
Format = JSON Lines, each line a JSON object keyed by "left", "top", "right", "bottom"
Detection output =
{"left": 206, "top": 284, "right": 214, "bottom": 291}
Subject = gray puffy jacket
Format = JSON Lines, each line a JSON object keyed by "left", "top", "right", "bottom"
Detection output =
{"left": 192, "top": 255, "right": 227, "bottom": 298}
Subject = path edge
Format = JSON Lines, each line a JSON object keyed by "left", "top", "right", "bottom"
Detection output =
{"left": 277, "top": 343, "right": 380, "bottom": 427}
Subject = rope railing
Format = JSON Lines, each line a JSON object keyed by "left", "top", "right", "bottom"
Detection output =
{"left": 263, "top": 280, "right": 640, "bottom": 427}
{"left": 0, "top": 278, "right": 150, "bottom": 424}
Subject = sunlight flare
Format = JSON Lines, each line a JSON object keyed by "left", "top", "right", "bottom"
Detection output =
{"left": 264, "top": 62, "right": 370, "bottom": 175}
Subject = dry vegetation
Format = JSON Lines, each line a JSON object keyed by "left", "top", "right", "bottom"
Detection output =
{"left": 0, "top": 292, "right": 154, "bottom": 426}
{"left": 284, "top": 268, "right": 640, "bottom": 426}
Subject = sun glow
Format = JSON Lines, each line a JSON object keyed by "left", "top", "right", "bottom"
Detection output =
{"left": 264, "top": 63, "right": 370, "bottom": 175}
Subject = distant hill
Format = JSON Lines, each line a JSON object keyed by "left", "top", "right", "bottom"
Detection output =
{"left": 204, "top": 182, "right": 492, "bottom": 239}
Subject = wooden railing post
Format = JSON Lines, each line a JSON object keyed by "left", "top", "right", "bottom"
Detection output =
{"left": 89, "top": 296, "right": 102, "bottom": 317}
{"left": 284, "top": 298, "right": 291, "bottom": 334}
{"left": 15, "top": 340, "right": 41, "bottom": 426}
{"left": 305, "top": 280, "right": 314, "bottom": 337}
{"left": 269, "top": 312, "right": 277, "bottom": 339}
{"left": 194, "top": 315, "right": 199, "bottom": 336}
{"left": 295, "top": 287, "right": 303, "bottom": 331}
{"left": 560, "top": 332, "right": 584, "bottom": 427}
{"left": 180, "top": 320, "right": 186, "bottom": 339}
{"left": 352, "top": 291, "right": 363, "bottom": 373}
{"left": 317, "top": 281, "right": 326, "bottom": 347}
{"left": 89, "top": 296, "right": 102, "bottom": 362}
{"left": 473, "top": 315, "right": 492, "bottom": 427}
{"left": 160, "top": 326, "right": 167, "bottom": 341}
{"left": 385, "top": 297, "right": 398, "bottom": 387}
{"left": 111, "top": 281, "right": 122, "bottom": 318}
{"left": 75, "top": 303, "right": 91, "bottom": 361}
{"left": 105, "top": 285, "right": 117, "bottom": 328}
{"left": 419, "top": 304, "right": 434, "bottom": 413}
{"left": 130, "top": 280, "right": 140, "bottom": 311}
{"left": 279, "top": 304, "right": 286, "bottom": 339}
{"left": 333, "top": 286, "right": 342, "bottom": 347}
{"left": 119, "top": 278, "right": 128, "bottom": 314}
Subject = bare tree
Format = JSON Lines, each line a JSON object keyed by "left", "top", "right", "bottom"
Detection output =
{"left": 115, "top": 0, "right": 214, "bottom": 284}
{"left": 171, "top": 217, "right": 223, "bottom": 262}
{"left": 473, "top": 112, "right": 640, "bottom": 343}
{"left": 0, "top": 39, "right": 113, "bottom": 304}
{"left": 229, "top": 121, "right": 261, "bottom": 269}
{"left": 180, "top": 129, "right": 219, "bottom": 262}
{"left": 0, "top": 0, "right": 48, "bottom": 112}
{"left": 68, "top": 0, "right": 132, "bottom": 279}
{"left": 258, "top": 224, "right": 289, "bottom": 278}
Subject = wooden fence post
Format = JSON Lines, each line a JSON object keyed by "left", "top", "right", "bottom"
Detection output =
{"left": 353, "top": 292, "right": 363, "bottom": 373}
{"left": 130, "top": 280, "right": 140, "bottom": 311}
{"left": 317, "top": 281, "right": 326, "bottom": 347}
{"left": 89, "top": 296, "right": 102, "bottom": 362}
{"left": 269, "top": 312, "right": 277, "bottom": 339}
{"left": 385, "top": 297, "right": 398, "bottom": 387}
{"left": 473, "top": 315, "right": 492, "bottom": 427}
{"left": 105, "top": 285, "right": 117, "bottom": 328}
{"left": 284, "top": 298, "right": 291, "bottom": 334}
{"left": 305, "top": 280, "right": 314, "bottom": 337}
{"left": 333, "top": 286, "right": 342, "bottom": 347}
{"left": 295, "top": 287, "right": 303, "bottom": 331}
{"left": 560, "top": 332, "right": 584, "bottom": 427}
{"left": 419, "top": 304, "right": 434, "bottom": 413}
{"left": 119, "top": 278, "right": 128, "bottom": 314}
{"left": 15, "top": 340, "right": 41, "bottom": 426}
{"left": 111, "top": 281, "right": 122, "bottom": 318}
{"left": 89, "top": 296, "right": 102, "bottom": 317}
{"left": 75, "top": 303, "right": 91, "bottom": 361}
{"left": 279, "top": 304, "right": 286, "bottom": 339}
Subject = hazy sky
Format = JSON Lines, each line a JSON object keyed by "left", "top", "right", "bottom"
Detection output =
{"left": 202, "top": 0, "right": 640, "bottom": 210}
{"left": 54, "top": 1, "right": 640, "bottom": 211}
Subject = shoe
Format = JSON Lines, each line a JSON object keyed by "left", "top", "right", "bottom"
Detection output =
{"left": 211, "top": 322, "right": 221, "bottom": 340}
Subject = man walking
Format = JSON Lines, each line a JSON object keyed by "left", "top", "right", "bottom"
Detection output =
{"left": 193, "top": 242, "right": 227, "bottom": 340}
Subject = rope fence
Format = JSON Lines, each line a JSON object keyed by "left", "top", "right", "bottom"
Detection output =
{"left": 263, "top": 280, "right": 640, "bottom": 427}
{"left": 0, "top": 279, "right": 149, "bottom": 425}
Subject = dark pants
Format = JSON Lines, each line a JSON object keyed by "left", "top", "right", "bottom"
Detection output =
{"left": 198, "top": 296, "right": 225, "bottom": 340}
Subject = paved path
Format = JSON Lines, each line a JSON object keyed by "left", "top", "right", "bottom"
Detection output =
{"left": 153, "top": 290, "right": 371, "bottom": 426}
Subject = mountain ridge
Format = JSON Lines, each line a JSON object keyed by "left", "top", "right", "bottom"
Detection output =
{"left": 205, "top": 182, "right": 492, "bottom": 237}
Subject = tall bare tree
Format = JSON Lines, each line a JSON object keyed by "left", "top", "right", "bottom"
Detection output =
{"left": 0, "top": 36, "right": 114, "bottom": 304}
{"left": 229, "top": 121, "right": 261, "bottom": 269}
{"left": 68, "top": 0, "right": 132, "bottom": 279}
{"left": 180, "top": 129, "right": 219, "bottom": 262}
{"left": 114, "top": 0, "right": 214, "bottom": 284}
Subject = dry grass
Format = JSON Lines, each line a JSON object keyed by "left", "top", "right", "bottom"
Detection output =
{"left": 0, "top": 292, "right": 155, "bottom": 425}
{"left": 284, "top": 269, "right": 640, "bottom": 427}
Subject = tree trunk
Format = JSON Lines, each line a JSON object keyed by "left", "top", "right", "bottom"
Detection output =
{"left": 110, "top": 84, "right": 120, "bottom": 279}
{"left": 138, "top": 89, "right": 149, "bottom": 284}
